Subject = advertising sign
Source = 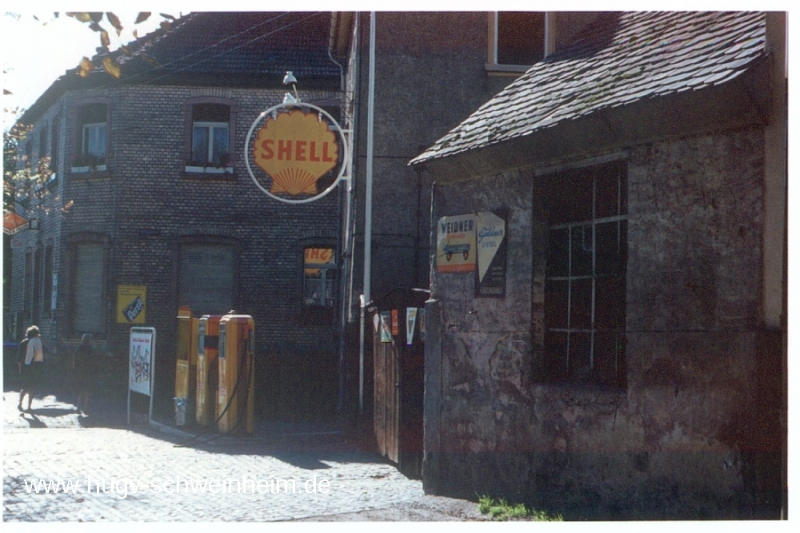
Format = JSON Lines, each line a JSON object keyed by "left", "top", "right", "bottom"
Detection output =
{"left": 436, "top": 214, "right": 477, "bottom": 272}
{"left": 476, "top": 211, "right": 507, "bottom": 297}
{"left": 117, "top": 285, "right": 147, "bottom": 324}
{"left": 245, "top": 103, "right": 349, "bottom": 205}
{"left": 129, "top": 328, "right": 155, "bottom": 396}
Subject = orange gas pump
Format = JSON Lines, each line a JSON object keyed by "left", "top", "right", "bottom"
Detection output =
{"left": 175, "top": 306, "right": 199, "bottom": 426}
{"left": 217, "top": 314, "right": 255, "bottom": 434}
{"left": 195, "top": 315, "right": 222, "bottom": 427}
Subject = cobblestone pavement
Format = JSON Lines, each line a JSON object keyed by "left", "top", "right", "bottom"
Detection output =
{"left": 3, "top": 390, "right": 483, "bottom": 522}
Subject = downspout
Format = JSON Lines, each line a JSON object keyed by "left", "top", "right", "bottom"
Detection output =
{"left": 359, "top": 11, "right": 376, "bottom": 414}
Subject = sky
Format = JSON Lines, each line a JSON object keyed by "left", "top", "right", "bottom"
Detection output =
{"left": 2, "top": 10, "right": 169, "bottom": 130}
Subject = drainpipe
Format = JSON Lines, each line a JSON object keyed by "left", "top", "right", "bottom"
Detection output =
{"left": 359, "top": 11, "right": 376, "bottom": 414}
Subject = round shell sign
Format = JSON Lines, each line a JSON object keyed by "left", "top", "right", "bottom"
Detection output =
{"left": 246, "top": 103, "right": 348, "bottom": 204}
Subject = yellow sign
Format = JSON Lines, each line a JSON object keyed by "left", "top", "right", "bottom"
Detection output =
{"left": 117, "top": 285, "right": 147, "bottom": 324}
{"left": 252, "top": 110, "right": 338, "bottom": 195}
{"left": 436, "top": 214, "right": 477, "bottom": 272}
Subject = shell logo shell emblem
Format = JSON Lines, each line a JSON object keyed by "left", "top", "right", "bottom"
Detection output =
{"left": 252, "top": 110, "right": 338, "bottom": 195}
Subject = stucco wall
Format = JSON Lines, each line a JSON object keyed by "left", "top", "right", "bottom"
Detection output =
{"left": 425, "top": 128, "right": 780, "bottom": 518}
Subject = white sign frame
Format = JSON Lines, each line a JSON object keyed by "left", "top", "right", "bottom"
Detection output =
{"left": 128, "top": 327, "right": 156, "bottom": 425}
{"left": 245, "top": 102, "right": 351, "bottom": 205}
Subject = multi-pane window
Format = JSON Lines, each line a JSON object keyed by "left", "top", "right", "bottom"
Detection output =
{"left": 543, "top": 161, "right": 627, "bottom": 387}
{"left": 43, "top": 245, "right": 54, "bottom": 316}
{"left": 191, "top": 104, "right": 230, "bottom": 167}
{"left": 303, "top": 247, "right": 336, "bottom": 307}
{"left": 72, "top": 242, "right": 105, "bottom": 333}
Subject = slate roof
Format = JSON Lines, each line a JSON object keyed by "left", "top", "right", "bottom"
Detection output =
{"left": 117, "top": 12, "right": 338, "bottom": 79}
{"left": 410, "top": 11, "right": 766, "bottom": 167}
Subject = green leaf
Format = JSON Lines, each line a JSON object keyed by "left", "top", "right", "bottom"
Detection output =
{"left": 134, "top": 12, "right": 151, "bottom": 24}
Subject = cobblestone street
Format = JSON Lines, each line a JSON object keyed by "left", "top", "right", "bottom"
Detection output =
{"left": 3, "top": 389, "right": 481, "bottom": 522}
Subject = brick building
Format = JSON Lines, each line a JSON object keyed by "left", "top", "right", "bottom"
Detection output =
{"left": 410, "top": 12, "right": 787, "bottom": 518}
{"left": 8, "top": 12, "right": 346, "bottom": 419}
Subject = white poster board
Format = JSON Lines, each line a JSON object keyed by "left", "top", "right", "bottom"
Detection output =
{"left": 128, "top": 327, "right": 156, "bottom": 425}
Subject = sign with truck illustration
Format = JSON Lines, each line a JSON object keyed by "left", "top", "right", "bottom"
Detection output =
{"left": 436, "top": 214, "right": 477, "bottom": 273}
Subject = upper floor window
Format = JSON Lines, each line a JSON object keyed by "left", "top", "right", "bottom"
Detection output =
{"left": 39, "top": 125, "right": 48, "bottom": 161}
{"left": 73, "top": 103, "right": 109, "bottom": 170}
{"left": 487, "top": 12, "right": 548, "bottom": 73}
{"left": 187, "top": 103, "right": 233, "bottom": 174}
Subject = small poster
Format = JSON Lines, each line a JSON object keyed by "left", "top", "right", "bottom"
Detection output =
{"left": 436, "top": 214, "right": 477, "bottom": 272}
{"left": 129, "top": 328, "right": 154, "bottom": 396}
{"left": 380, "top": 311, "right": 392, "bottom": 342}
{"left": 476, "top": 211, "right": 507, "bottom": 297}
{"left": 391, "top": 309, "right": 399, "bottom": 336}
{"left": 406, "top": 308, "right": 418, "bottom": 346}
{"left": 117, "top": 285, "right": 147, "bottom": 324}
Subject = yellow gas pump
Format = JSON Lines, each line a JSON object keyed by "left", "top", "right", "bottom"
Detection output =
{"left": 195, "top": 315, "right": 222, "bottom": 427}
{"left": 175, "top": 306, "right": 199, "bottom": 426}
{"left": 217, "top": 314, "right": 255, "bottom": 434}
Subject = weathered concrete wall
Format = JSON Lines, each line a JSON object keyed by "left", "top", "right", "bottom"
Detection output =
{"left": 425, "top": 128, "right": 780, "bottom": 518}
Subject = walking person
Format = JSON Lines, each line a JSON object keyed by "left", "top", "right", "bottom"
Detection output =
{"left": 18, "top": 325, "right": 45, "bottom": 412}
{"left": 72, "top": 334, "right": 95, "bottom": 414}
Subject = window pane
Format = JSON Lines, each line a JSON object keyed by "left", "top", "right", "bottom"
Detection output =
{"left": 593, "top": 332, "right": 624, "bottom": 387}
{"left": 546, "top": 227, "right": 569, "bottom": 277}
{"left": 547, "top": 169, "right": 592, "bottom": 224}
{"left": 212, "top": 126, "right": 229, "bottom": 165}
{"left": 570, "top": 278, "right": 592, "bottom": 329}
{"left": 544, "top": 279, "right": 568, "bottom": 329}
{"left": 595, "top": 276, "right": 626, "bottom": 330}
{"left": 595, "top": 221, "right": 623, "bottom": 276}
{"left": 192, "top": 126, "right": 209, "bottom": 163}
{"left": 497, "top": 12, "right": 545, "bottom": 65}
{"left": 570, "top": 224, "right": 593, "bottom": 276}
{"left": 568, "top": 332, "right": 592, "bottom": 381}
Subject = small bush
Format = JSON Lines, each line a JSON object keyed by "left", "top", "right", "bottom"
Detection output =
{"left": 476, "top": 495, "right": 564, "bottom": 521}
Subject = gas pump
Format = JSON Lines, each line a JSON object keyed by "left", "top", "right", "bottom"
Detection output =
{"left": 217, "top": 314, "right": 255, "bottom": 434}
{"left": 175, "top": 306, "right": 199, "bottom": 426}
{"left": 195, "top": 315, "right": 222, "bottom": 426}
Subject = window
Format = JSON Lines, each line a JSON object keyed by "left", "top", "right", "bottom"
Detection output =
{"left": 187, "top": 103, "right": 233, "bottom": 173}
{"left": 39, "top": 125, "right": 48, "bottom": 161}
{"left": 542, "top": 161, "right": 627, "bottom": 387}
{"left": 24, "top": 251, "right": 32, "bottom": 313}
{"left": 487, "top": 12, "right": 549, "bottom": 72}
{"left": 302, "top": 247, "right": 336, "bottom": 323}
{"left": 43, "top": 245, "right": 54, "bottom": 317}
{"left": 74, "top": 103, "right": 108, "bottom": 169}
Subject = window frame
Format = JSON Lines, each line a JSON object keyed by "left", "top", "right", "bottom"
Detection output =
{"left": 539, "top": 160, "right": 628, "bottom": 388}
{"left": 71, "top": 99, "right": 111, "bottom": 173}
{"left": 486, "top": 12, "right": 554, "bottom": 73}
{"left": 184, "top": 97, "right": 237, "bottom": 176}
{"left": 300, "top": 245, "right": 337, "bottom": 324}
{"left": 66, "top": 233, "right": 109, "bottom": 336}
